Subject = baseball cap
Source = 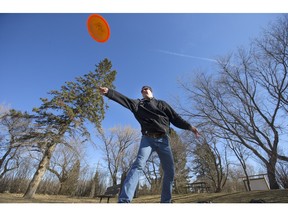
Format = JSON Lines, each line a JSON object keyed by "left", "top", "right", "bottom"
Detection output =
{"left": 141, "top": 86, "right": 152, "bottom": 92}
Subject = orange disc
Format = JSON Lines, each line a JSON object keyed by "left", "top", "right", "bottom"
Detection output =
{"left": 87, "top": 14, "right": 110, "bottom": 43}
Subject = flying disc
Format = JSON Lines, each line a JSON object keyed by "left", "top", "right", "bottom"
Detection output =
{"left": 87, "top": 14, "right": 110, "bottom": 43}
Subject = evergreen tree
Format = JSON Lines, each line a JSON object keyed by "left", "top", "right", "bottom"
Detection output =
{"left": 169, "top": 129, "right": 190, "bottom": 194}
{"left": 23, "top": 58, "right": 117, "bottom": 198}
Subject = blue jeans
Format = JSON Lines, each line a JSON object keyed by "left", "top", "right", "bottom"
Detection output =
{"left": 118, "top": 135, "right": 175, "bottom": 203}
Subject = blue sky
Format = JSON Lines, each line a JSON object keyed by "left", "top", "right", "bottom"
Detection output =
{"left": 0, "top": 13, "right": 281, "bottom": 166}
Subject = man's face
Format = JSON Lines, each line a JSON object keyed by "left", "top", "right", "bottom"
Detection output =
{"left": 141, "top": 87, "right": 153, "bottom": 99}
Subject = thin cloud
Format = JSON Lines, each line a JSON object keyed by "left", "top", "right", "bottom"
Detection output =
{"left": 155, "top": 49, "right": 217, "bottom": 63}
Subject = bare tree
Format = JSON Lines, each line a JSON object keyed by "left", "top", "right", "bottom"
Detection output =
{"left": 0, "top": 108, "right": 32, "bottom": 179}
{"left": 0, "top": 156, "right": 35, "bottom": 193}
{"left": 224, "top": 165, "right": 252, "bottom": 192}
{"left": 142, "top": 152, "right": 161, "bottom": 194}
{"left": 179, "top": 15, "right": 288, "bottom": 189}
{"left": 47, "top": 137, "right": 82, "bottom": 195}
{"left": 253, "top": 15, "right": 288, "bottom": 113}
{"left": 98, "top": 125, "right": 140, "bottom": 186}
{"left": 227, "top": 138, "right": 253, "bottom": 191}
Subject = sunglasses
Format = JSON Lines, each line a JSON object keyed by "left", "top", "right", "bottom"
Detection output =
{"left": 141, "top": 88, "right": 151, "bottom": 92}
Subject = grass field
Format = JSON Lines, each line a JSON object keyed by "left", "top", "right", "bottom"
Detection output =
{"left": 1, "top": 189, "right": 288, "bottom": 203}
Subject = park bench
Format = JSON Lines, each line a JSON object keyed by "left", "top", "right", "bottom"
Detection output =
{"left": 186, "top": 181, "right": 210, "bottom": 193}
{"left": 96, "top": 184, "right": 121, "bottom": 203}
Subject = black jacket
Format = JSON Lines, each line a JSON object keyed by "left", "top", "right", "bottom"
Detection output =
{"left": 105, "top": 89, "right": 192, "bottom": 134}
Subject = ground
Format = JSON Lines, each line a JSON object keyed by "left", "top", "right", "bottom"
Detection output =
{"left": 0, "top": 189, "right": 288, "bottom": 203}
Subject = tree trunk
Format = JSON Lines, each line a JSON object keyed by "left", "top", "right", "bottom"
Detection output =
{"left": 112, "top": 173, "right": 117, "bottom": 186}
{"left": 23, "top": 143, "right": 56, "bottom": 199}
{"left": 89, "top": 181, "right": 96, "bottom": 198}
{"left": 58, "top": 182, "right": 64, "bottom": 195}
{"left": 244, "top": 175, "right": 252, "bottom": 191}
{"left": 267, "top": 157, "right": 280, "bottom": 189}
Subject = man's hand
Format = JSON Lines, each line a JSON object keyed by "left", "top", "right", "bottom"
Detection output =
{"left": 99, "top": 87, "right": 109, "bottom": 95}
{"left": 191, "top": 126, "right": 200, "bottom": 138}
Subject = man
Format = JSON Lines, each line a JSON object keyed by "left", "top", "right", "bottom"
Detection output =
{"left": 99, "top": 85, "right": 199, "bottom": 203}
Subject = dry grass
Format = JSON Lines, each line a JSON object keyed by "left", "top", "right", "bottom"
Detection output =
{"left": 1, "top": 189, "right": 288, "bottom": 203}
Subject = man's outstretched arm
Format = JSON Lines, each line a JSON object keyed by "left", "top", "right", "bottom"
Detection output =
{"left": 99, "top": 87, "right": 138, "bottom": 112}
